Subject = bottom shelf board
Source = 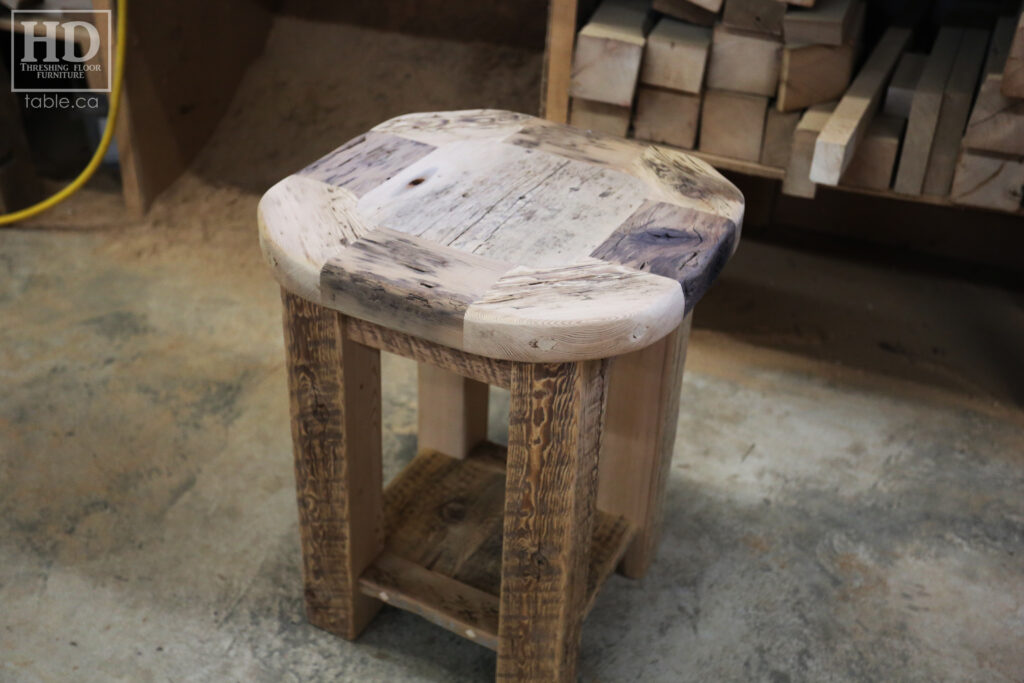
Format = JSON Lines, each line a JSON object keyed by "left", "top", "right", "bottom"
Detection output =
{"left": 359, "top": 445, "right": 634, "bottom": 650}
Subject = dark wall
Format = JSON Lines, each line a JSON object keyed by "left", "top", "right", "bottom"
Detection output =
{"left": 277, "top": 0, "right": 551, "bottom": 50}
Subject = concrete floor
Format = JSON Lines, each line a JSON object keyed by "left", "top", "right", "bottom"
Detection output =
{"left": 3, "top": 16, "right": 1024, "bottom": 683}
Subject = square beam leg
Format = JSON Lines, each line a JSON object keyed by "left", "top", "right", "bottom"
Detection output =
{"left": 417, "top": 363, "right": 489, "bottom": 459}
{"left": 598, "top": 313, "right": 692, "bottom": 578}
{"left": 497, "top": 360, "right": 608, "bottom": 682}
{"left": 281, "top": 292, "right": 384, "bottom": 639}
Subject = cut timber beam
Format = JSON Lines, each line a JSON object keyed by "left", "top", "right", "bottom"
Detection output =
{"left": 699, "top": 89, "right": 769, "bottom": 161}
{"left": 652, "top": 0, "right": 717, "bottom": 26}
{"left": 950, "top": 151, "right": 1024, "bottom": 212}
{"left": 809, "top": 27, "right": 911, "bottom": 186}
{"left": 641, "top": 18, "right": 711, "bottom": 94}
{"left": 1002, "top": 8, "right": 1024, "bottom": 98}
{"left": 922, "top": 29, "right": 989, "bottom": 197}
{"left": 570, "top": 0, "right": 651, "bottom": 107}
{"left": 761, "top": 108, "right": 802, "bottom": 168}
{"left": 633, "top": 86, "right": 701, "bottom": 149}
{"left": 783, "top": 102, "right": 837, "bottom": 198}
{"left": 777, "top": 1, "right": 862, "bottom": 112}
{"left": 962, "top": 75, "right": 1024, "bottom": 158}
{"left": 893, "top": 27, "right": 963, "bottom": 196}
{"left": 570, "top": 98, "right": 632, "bottom": 136}
{"left": 783, "top": 0, "right": 859, "bottom": 47}
{"left": 884, "top": 52, "right": 926, "bottom": 118}
{"left": 840, "top": 115, "right": 904, "bottom": 190}
{"left": 706, "top": 24, "right": 783, "bottom": 97}
{"left": 723, "top": 0, "right": 786, "bottom": 36}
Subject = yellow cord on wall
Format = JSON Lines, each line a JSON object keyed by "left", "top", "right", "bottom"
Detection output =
{"left": 0, "top": 0, "right": 127, "bottom": 226}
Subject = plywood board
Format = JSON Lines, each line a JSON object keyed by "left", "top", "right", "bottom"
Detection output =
{"left": 633, "top": 86, "right": 701, "bottom": 149}
{"left": 640, "top": 18, "right": 711, "bottom": 94}
{"left": 706, "top": 23, "right": 782, "bottom": 96}
{"left": 699, "top": 89, "right": 769, "bottom": 161}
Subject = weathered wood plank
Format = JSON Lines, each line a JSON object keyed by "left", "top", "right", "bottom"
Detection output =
{"left": 809, "top": 27, "right": 910, "bottom": 185}
{"left": 699, "top": 89, "right": 770, "bottom": 161}
{"left": 641, "top": 18, "right": 711, "bottom": 94}
{"left": 343, "top": 317, "right": 513, "bottom": 389}
{"left": 320, "top": 227, "right": 512, "bottom": 350}
{"left": 463, "top": 260, "right": 685, "bottom": 362}
{"left": 633, "top": 86, "right": 701, "bottom": 150}
{"left": 599, "top": 314, "right": 691, "bottom": 577}
{"left": 360, "top": 551, "right": 500, "bottom": 649}
{"left": 498, "top": 360, "right": 607, "bottom": 681}
{"left": 893, "top": 27, "right": 963, "bottom": 196}
{"left": 923, "top": 29, "right": 989, "bottom": 197}
{"left": 706, "top": 23, "right": 783, "bottom": 97}
{"left": 298, "top": 132, "right": 436, "bottom": 195}
{"left": 570, "top": 0, "right": 651, "bottom": 106}
{"left": 281, "top": 293, "right": 384, "bottom": 640}
{"left": 591, "top": 201, "right": 737, "bottom": 310}
{"left": 417, "top": 364, "right": 489, "bottom": 460}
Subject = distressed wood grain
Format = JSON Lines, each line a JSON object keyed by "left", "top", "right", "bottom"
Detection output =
{"left": 281, "top": 293, "right": 383, "bottom": 640}
{"left": 497, "top": 360, "right": 607, "bottom": 681}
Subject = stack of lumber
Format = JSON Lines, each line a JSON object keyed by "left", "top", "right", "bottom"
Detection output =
{"left": 567, "top": 0, "right": 1024, "bottom": 213}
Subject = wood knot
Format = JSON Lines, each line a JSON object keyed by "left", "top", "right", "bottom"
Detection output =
{"left": 408, "top": 177, "right": 425, "bottom": 186}
{"left": 439, "top": 499, "right": 467, "bottom": 523}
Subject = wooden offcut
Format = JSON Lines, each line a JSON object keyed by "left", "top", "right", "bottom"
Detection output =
{"left": 633, "top": 86, "right": 701, "bottom": 149}
{"left": 840, "top": 115, "right": 905, "bottom": 190}
{"left": 962, "top": 76, "right": 1024, "bottom": 158}
{"left": 778, "top": 41, "right": 857, "bottom": 112}
{"left": 761, "top": 108, "right": 802, "bottom": 167}
{"left": 1002, "top": 7, "right": 1024, "bottom": 98}
{"left": 893, "top": 27, "right": 964, "bottom": 196}
{"left": 723, "top": 0, "right": 786, "bottom": 36}
{"left": 570, "top": 97, "right": 632, "bottom": 136}
{"left": 809, "top": 27, "right": 910, "bottom": 185}
{"left": 883, "top": 52, "right": 926, "bottom": 118}
{"left": 950, "top": 151, "right": 1024, "bottom": 212}
{"left": 570, "top": 0, "right": 651, "bottom": 106}
{"left": 699, "top": 89, "right": 769, "bottom": 161}
{"left": 783, "top": 0, "right": 859, "bottom": 47}
{"left": 652, "top": 0, "right": 717, "bottom": 26}
{"left": 922, "top": 29, "right": 989, "bottom": 197}
{"left": 784, "top": 102, "right": 837, "bottom": 197}
{"left": 641, "top": 18, "right": 711, "bottom": 94}
{"left": 706, "top": 24, "right": 783, "bottom": 96}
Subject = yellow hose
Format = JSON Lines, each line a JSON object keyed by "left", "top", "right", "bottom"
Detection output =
{"left": 0, "top": 0, "right": 127, "bottom": 226}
